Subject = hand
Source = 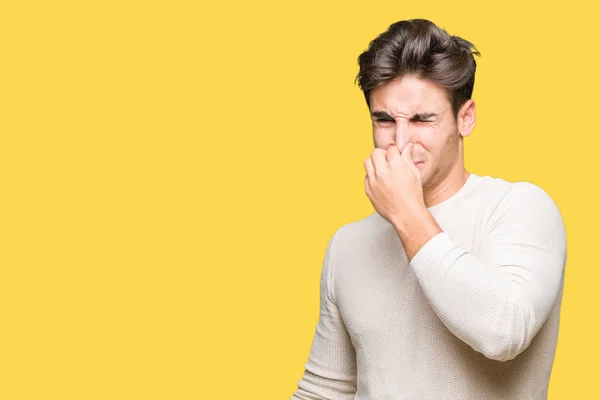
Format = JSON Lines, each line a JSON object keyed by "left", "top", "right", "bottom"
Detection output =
{"left": 364, "top": 143, "right": 426, "bottom": 228}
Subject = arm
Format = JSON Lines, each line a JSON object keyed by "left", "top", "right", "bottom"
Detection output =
{"left": 405, "top": 183, "right": 567, "bottom": 362}
{"left": 292, "top": 231, "right": 357, "bottom": 399}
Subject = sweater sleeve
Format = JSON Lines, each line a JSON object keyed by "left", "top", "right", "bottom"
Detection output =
{"left": 408, "top": 182, "right": 567, "bottom": 362}
{"left": 291, "top": 231, "right": 357, "bottom": 399}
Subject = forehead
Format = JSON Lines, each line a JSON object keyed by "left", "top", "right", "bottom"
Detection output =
{"left": 369, "top": 75, "right": 450, "bottom": 114}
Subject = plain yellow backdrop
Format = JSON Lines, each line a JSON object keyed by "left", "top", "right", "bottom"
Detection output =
{"left": 1, "top": 0, "right": 598, "bottom": 398}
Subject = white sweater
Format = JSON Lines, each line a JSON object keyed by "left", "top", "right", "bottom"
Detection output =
{"left": 292, "top": 173, "right": 567, "bottom": 400}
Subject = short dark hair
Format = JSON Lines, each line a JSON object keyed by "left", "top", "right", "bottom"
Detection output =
{"left": 355, "top": 19, "right": 481, "bottom": 121}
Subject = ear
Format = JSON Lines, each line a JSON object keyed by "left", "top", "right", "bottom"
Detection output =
{"left": 457, "top": 99, "right": 476, "bottom": 138}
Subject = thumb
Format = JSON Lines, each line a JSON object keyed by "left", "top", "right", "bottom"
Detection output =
{"left": 402, "top": 143, "right": 420, "bottom": 174}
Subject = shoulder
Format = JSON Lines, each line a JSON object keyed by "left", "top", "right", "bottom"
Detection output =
{"left": 498, "top": 180, "right": 562, "bottom": 217}
{"left": 324, "top": 211, "right": 390, "bottom": 261}
{"left": 470, "top": 174, "right": 561, "bottom": 217}
{"left": 334, "top": 211, "right": 389, "bottom": 242}
{"left": 482, "top": 178, "right": 565, "bottom": 239}
{"left": 321, "top": 213, "right": 385, "bottom": 297}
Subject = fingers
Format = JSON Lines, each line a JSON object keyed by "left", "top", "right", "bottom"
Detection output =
{"left": 366, "top": 144, "right": 409, "bottom": 182}
{"left": 401, "top": 143, "right": 421, "bottom": 178}
{"left": 387, "top": 145, "right": 401, "bottom": 165}
{"left": 364, "top": 157, "right": 374, "bottom": 198}
{"left": 370, "top": 147, "right": 388, "bottom": 176}
{"left": 364, "top": 156, "right": 374, "bottom": 181}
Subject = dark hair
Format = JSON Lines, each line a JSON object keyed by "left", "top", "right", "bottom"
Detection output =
{"left": 355, "top": 19, "right": 481, "bottom": 121}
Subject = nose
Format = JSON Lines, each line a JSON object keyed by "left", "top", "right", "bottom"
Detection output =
{"left": 394, "top": 119, "right": 414, "bottom": 153}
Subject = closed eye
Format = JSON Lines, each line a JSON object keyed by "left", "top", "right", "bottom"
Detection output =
{"left": 376, "top": 119, "right": 432, "bottom": 123}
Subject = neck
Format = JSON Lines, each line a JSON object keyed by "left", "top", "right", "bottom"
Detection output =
{"left": 423, "top": 164, "right": 471, "bottom": 209}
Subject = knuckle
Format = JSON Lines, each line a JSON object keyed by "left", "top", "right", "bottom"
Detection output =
{"left": 375, "top": 167, "right": 387, "bottom": 177}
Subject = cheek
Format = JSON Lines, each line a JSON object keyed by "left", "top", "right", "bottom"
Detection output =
{"left": 413, "top": 129, "right": 438, "bottom": 151}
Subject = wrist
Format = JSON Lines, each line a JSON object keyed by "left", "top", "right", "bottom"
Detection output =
{"left": 391, "top": 206, "right": 431, "bottom": 234}
{"left": 392, "top": 208, "right": 442, "bottom": 261}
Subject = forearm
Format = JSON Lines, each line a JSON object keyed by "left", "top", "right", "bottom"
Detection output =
{"left": 393, "top": 204, "right": 565, "bottom": 362}
{"left": 292, "top": 369, "right": 356, "bottom": 400}
{"left": 409, "top": 232, "right": 536, "bottom": 361}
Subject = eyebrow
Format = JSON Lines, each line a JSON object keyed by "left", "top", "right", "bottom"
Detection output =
{"left": 371, "top": 110, "right": 439, "bottom": 121}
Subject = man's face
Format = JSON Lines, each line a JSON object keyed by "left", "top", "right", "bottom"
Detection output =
{"left": 369, "top": 75, "right": 464, "bottom": 190}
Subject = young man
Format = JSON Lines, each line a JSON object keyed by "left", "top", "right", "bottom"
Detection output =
{"left": 292, "top": 19, "right": 567, "bottom": 399}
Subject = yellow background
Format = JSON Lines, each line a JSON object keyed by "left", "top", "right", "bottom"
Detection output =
{"left": 1, "top": 0, "right": 597, "bottom": 398}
